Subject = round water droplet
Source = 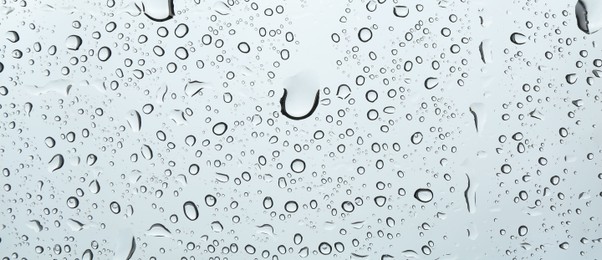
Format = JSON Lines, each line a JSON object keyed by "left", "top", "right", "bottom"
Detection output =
{"left": 175, "top": 23, "right": 189, "bottom": 38}
{"left": 501, "top": 164, "right": 512, "bottom": 174}
{"left": 185, "top": 135, "right": 196, "bottom": 146}
{"left": 538, "top": 157, "right": 548, "bottom": 166}
{"left": 175, "top": 47, "right": 188, "bottom": 60}
{"left": 213, "top": 122, "right": 228, "bottom": 136}
{"left": 341, "top": 201, "right": 355, "bottom": 212}
{"left": 358, "top": 27, "right": 373, "bottom": 42}
{"left": 45, "top": 137, "right": 56, "bottom": 148}
{"left": 66, "top": 196, "right": 79, "bottom": 209}
{"left": 374, "top": 196, "right": 387, "bottom": 207}
{"left": 98, "top": 46, "right": 111, "bottom": 61}
{"left": 550, "top": 175, "right": 560, "bottom": 185}
{"left": 421, "top": 245, "right": 432, "bottom": 255}
{"left": 205, "top": 194, "right": 217, "bottom": 207}
{"left": 414, "top": 188, "right": 433, "bottom": 203}
{"left": 238, "top": 42, "right": 250, "bottom": 53}
{"left": 318, "top": 242, "right": 332, "bottom": 255}
{"left": 285, "top": 201, "right": 298, "bottom": 213}
{"left": 411, "top": 132, "right": 423, "bottom": 144}
{"left": 263, "top": 196, "right": 273, "bottom": 209}
{"left": 110, "top": 201, "right": 121, "bottom": 214}
{"left": 291, "top": 159, "right": 306, "bottom": 173}
{"left": 294, "top": 233, "right": 303, "bottom": 245}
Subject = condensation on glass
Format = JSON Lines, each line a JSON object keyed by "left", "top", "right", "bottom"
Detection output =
{"left": 1, "top": 0, "right": 601, "bottom": 259}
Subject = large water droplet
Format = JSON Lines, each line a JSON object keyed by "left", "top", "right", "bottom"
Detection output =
{"left": 414, "top": 188, "right": 433, "bottom": 203}
{"left": 358, "top": 27, "right": 373, "bottom": 42}
{"left": 65, "top": 35, "right": 82, "bottom": 50}
{"left": 393, "top": 6, "right": 409, "bottom": 17}
{"left": 137, "top": 0, "right": 174, "bottom": 22}
{"left": 290, "top": 159, "right": 306, "bottom": 173}
{"left": 576, "top": 0, "right": 602, "bottom": 34}
{"left": 280, "top": 72, "right": 321, "bottom": 120}
{"left": 183, "top": 201, "right": 199, "bottom": 221}
{"left": 284, "top": 201, "right": 298, "bottom": 213}
{"left": 97, "top": 46, "right": 112, "bottom": 61}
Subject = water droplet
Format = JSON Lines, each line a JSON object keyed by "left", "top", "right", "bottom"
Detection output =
{"left": 205, "top": 194, "right": 217, "bottom": 207}
{"left": 212, "top": 122, "right": 228, "bottom": 136}
{"left": 576, "top": 0, "right": 602, "bottom": 34}
{"left": 424, "top": 77, "right": 439, "bottom": 89}
{"left": 285, "top": 201, "right": 298, "bottom": 213}
{"left": 559, "top": 242, "right": 569, "bottom": 250}
{"left": 89, "top": 180, "right": 100, "bottom": 194}
{"left": 411, "top": 132, "right": 423, "bottom": 144}
{"left": 211, "top": 221, "right": 224, "bottom": 232}
{"left": 263, "top": 196, "right": 273, "bottom": 209}
{"left": 65, "top": 35, "right": 82, "bottom": 50}
{"left": 358, "top": 27, "right": 373, "bottom": 42}
{"left": 280, "top": 88, "right": 320, "bottom": 120}
{"left": 66, "top": 196, "right": 79, "bottom": 208}
{"left": 414, "top": 189, "right": 433, "bottom": 203}
{"left": 238, "top": 42, "right": 250, "bottom": 53}
{"left": 291, "top": 159, "right": 306, "bottom": 173}
{"left": 175, "top": 23, "right": 189, "bottom": 38}
{"left": 110, "top": 201, "right": 121, "bottom": 214}
{"left": 393, "top": 6, "right": 409, "bottom": 17}
{"left": 510, "top": 32, "right": 527, "bottom": 45}
{"left": 318, "top": 242, "right": 332, "bottom": 255}
{"left": 82, "top": 249, "right": 93, "bottom": 260}
{"left": 183, "top": 201, "right": 199, "bottom": 221}
{"left": 146, "top": 223, "right": 171, "bottom": 237}
{"left": 501, "top": 164, "right": 512, "bottom": 174}
{"left": 141, "top": 144, "right": 153, "bottom": 160}
{"left": 48, "top": 154, "right": 64, "bottom": 172}
{"left": 341, "top": 201, "right": 355, "bottom": 212}
{"left": 97, "top": 46, "right": 111, "bottom": 61}
{"left": 374, "top": 196, "right": 387, "bottom": 207}
{"left": 518, "top": 225, "right": 528, "bottom": 236}
{"left": 138, "top": 0, "right": 175, "bottom": 22}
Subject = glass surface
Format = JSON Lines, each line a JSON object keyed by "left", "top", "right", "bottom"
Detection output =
{"left": 1, "top": 0, "right": 602, "bottom": 259}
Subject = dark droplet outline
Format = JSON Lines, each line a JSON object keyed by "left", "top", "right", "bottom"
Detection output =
{"left": 279, "top": 89, "right": 320, "bottom": 120}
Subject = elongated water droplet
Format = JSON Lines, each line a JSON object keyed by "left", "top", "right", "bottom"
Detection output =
{"left": 183, "top": 201, "right": 198, "bottom": 221}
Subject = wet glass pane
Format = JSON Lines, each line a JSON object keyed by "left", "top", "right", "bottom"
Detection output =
{"left": 1, "top": 0, "right": 602, "bottom": 259}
